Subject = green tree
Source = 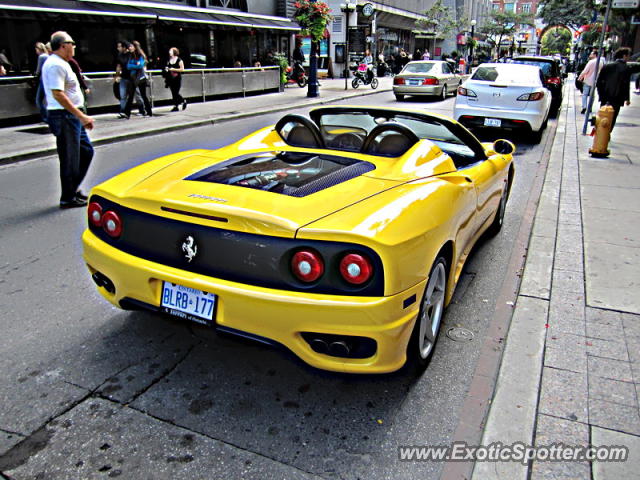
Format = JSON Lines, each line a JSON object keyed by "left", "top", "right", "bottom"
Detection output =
{"left": 480, "top": 10, "right": 535, "bottom": 57}
{"left": 415, "top": 0, "right": 467, "bottom": 40}
{"left": 537, "top": 0, "right": 594, "bottom": 30}
{"left": 541, "top": 27, "right": 572, "bottom": 55}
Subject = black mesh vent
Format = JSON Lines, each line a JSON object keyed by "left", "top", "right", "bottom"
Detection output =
{"left": 290, "top": 162, "right": 375, "bottom": 197}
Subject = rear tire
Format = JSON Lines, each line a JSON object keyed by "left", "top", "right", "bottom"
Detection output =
{"left": 352, "top": 78, "right": 360, "bottom": 89}
{"left": 406, "top": 256, "right": 448, "bottom": 373}
{"left": 529, "top": 127, "right": 543, "bottom": 144}
{"left": 297, "top": 75, "right": 307, "bottom": 88}
{"left": 371, "top": 77, "right": 379, "bottom": 89}
{"left": 395, "top": 94, "right": 404, "bottom": 101}
{"left": 439, "top": 85, "right": 447, "bottom": 101}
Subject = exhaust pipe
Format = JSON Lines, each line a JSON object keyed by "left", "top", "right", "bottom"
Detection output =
{"left": 328, "top": 341, "right": 351, "bottom": 357}
{"left": 91, "top": 271, "right": 115, "bottom": 294}
{"left": 310, "top": 338, "right": 329, "bottom": 354}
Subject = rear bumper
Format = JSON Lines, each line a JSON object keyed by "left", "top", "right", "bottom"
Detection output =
{"left": 454, "top": 103, "right": 547, "bottom": 131}
{"left": 83, "top": 229, "right": 423, "bottom": 374}
{"left": 393, "top": 85, "right": 443, "bottom": 96}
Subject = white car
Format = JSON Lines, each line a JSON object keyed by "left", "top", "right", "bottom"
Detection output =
{"left": 453, "top": 63, "right": 551, "bottom": 142}
{"left": 393, "top": 61, "right": 461, "bottom": 101}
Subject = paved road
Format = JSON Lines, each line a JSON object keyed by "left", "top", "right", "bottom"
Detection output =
{"left": 0, "top": 92, "right": 555, "bottom": 479}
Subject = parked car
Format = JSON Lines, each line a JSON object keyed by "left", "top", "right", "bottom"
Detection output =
{"left": 393, "top": 60, "right": 462, "bottom": 101}
{"left": 508, "top": 55, "right": 565, "bottom": 116}
{"left": 83, "top": 106, "right": 515, "bottom": 374}
{"left": 454, "top": 63, "right": 552, "bottom": 143}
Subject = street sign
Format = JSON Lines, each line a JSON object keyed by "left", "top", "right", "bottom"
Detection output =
{"left": 612, "top": 0, "right": 638, "bottom": 8}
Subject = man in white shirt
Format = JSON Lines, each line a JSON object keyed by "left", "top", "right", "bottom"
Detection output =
{"left": 578, "top": 50, "right": 603, "bottom": 114}
{"left": 42, "top": 31, "right": 95, "bottom": 208}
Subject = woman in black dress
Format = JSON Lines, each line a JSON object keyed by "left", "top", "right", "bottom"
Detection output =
{"left": 165, "top": 47, "right": 187, "bottom": 111}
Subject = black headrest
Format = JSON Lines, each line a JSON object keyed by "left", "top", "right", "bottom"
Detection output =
{"left": 361, "top": 122, "right": 420, "bottom": 157}
{"left": 274, "top": 114, "right": 325, "bottom": 149}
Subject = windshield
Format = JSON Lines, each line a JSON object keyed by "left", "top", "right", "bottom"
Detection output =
{"left": 312, "top": 109, "right": 479, "bottom": 159}
{"left": 472, "top": 65, "right": 541, "bottom": 84}
{"left": 403, "top": 62, "right": 436, "bottom": 74}
{"left": 510, "top": 59, "right": 554, "bottom": 76}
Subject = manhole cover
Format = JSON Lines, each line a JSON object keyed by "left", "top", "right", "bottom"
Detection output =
{"left": 446, "top": 327, "right": 474, "bottom": 342}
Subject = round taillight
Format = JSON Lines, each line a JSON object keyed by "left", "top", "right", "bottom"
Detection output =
{"left": 339, "top": 253, "right": 373, "bottom": 285}
{"left": 88, "top": 202, "right": 103, "bottom": 227}
{"left": 102, "top": 210, "right": 123, "bottom": 238}
{"left": 291, "top": 250, "right": 324, "bottom": 283}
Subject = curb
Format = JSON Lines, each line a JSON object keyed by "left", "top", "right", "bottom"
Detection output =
{"left": 0, "top": 87, "right": 391, "bottom": 166}
{"left": 469, "top": 89, "right": 569, "bottom": 480}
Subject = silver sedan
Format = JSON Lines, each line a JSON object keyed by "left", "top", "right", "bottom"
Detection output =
{"left": 393, "top": 61, "right": 462, "bottom": 101}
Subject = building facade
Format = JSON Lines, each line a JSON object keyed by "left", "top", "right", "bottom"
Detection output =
{"left": 491, "top": 0, "right": 542, "bottom": 55}
{"left": 0, "top": 0, "right": 299, "bottom": 74}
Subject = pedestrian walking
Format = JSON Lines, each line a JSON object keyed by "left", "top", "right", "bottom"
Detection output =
{"left": 578, "top": 50, "right": 602, "bottom": 114}
{"left": 124, "top": 41, "right": 152, "bottom": 118}
{"left": 34, "top": 42, "right": 49, "bottom": 123}
{"left": 114, "top": 41, "right": 131, "bottom": 117}
{"left": 596, "top": 47, "right": 632, "bottom": 131}
{"left": 41, "top": 31, "right": 94, "bottom": 209}
{"left": 165, "top": 47, "right": 187, "bottom": 111}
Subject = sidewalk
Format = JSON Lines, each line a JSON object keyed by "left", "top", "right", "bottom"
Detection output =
{"left": 474, "top": 83, "right": 640, "bottom": 478}
{"left": 0, "top": 77, "right": 393, "bottom": 165}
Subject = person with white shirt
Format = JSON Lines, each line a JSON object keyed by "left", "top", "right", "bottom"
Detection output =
{"left": 578, "top": 50, "right": 603, "bottom": 114}
{"left": 42, "top": 31, "right": 95, "bottom": 209}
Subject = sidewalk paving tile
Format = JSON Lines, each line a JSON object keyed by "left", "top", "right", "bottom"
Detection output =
{"left": 531, "top": 415, "right": 590, "bottom": 480}
{"left": 520, "top": 235, "right": 555, "bottom": 299}
{"left": 625, "top": 335, "right": 640, "bottom": 364}
{"left": 591, "top": 426, "right": 640, "bottom": 480}
{"left": 553, "top": 249, "right": 584, "bottom": 273}
{"left": 588, "top": 398, "right": 640, "bottom": 436}
{"left": 531, "top": 217, "right": 558, "bottom": 239}
{"left": 588, "top": 376, "right": 638, "bottom": 407}
{"left": 551, "top": 270, "right": 585, "bottom": 296}
{"left": 621, "top": 312, "right": 640, "bottom": 338}
{"left": 544, "top": 333, "right": 588, "bottom": 373}
{"left": 584, "top": 242, "right": 640, "bottom": 313}
{"left": 539, "top": 367, "right": 588, "bottom": 422}
{"left": 585, "top": 337, "right": 629, "bottom": 362}
{"left": 581, "top": 185, "right": 640, "bottom": 212}
{"left": 582, "top": 206, "right": 640, "bottom": 248}
{"left": 587, "top": 356, "right": 634, "bottom": 383}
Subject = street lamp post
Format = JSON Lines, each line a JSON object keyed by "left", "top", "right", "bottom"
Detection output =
{"left": 469, "top": 19, "right": 476, "bottom": 65}
{"left": 340, "top": 1, "right": 356, "bottom": 90}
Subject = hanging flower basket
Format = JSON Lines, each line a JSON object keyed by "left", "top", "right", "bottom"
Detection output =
{"left": 294, "top": 0, "right": 333, "bottom": 43}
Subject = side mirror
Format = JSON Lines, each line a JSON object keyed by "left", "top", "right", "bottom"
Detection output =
{"left": 493, "top": 139, "right": 515, "bottom": 155}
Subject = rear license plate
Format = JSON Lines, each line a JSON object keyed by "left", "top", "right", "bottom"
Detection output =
{"left": 161, "top": 282, "right": 216, "bottom": 326}
{"left": 409, "top": 79, "right": 421, "bottom": 86}
{"left": 484, "top": 118, "right": 502, "bottom": 127}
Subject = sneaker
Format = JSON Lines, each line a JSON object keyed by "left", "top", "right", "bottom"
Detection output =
{"left": 182, "top": 99, "right": 187, "bottom": 110}
{"left": 59, "top": 198, "right": 87, "bottom": 209}
{"left": 75, "top": 191, "right": 88, "bottom": 201}
{"left": 171, "top": 106, "right": 179, "bottom": 112}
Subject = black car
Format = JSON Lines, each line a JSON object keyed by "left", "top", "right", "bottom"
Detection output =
{"left": 509, "top": 56, "right": 565, "bottom": 116}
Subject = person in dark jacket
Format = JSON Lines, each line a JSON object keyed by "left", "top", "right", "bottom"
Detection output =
{"left": 596, "top": 47, "right": 632, "bottom": 131}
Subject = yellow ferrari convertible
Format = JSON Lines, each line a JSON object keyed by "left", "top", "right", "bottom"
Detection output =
{"left": 82, "top": 106, "right": 515, "bottom": 374}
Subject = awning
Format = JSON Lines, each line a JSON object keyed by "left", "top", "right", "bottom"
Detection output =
{"left": 0, "top": 0, "right": 155, "bottom": 20}
{"left": 0, "top": 0, "right": 300, "bottom": 30}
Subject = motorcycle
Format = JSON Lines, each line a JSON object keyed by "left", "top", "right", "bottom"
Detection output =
{"left": 352, "top": 63, "right": 379, "bottom": 89}
{"left": 286, "top": 61, "right": 308, "bottom": 88}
